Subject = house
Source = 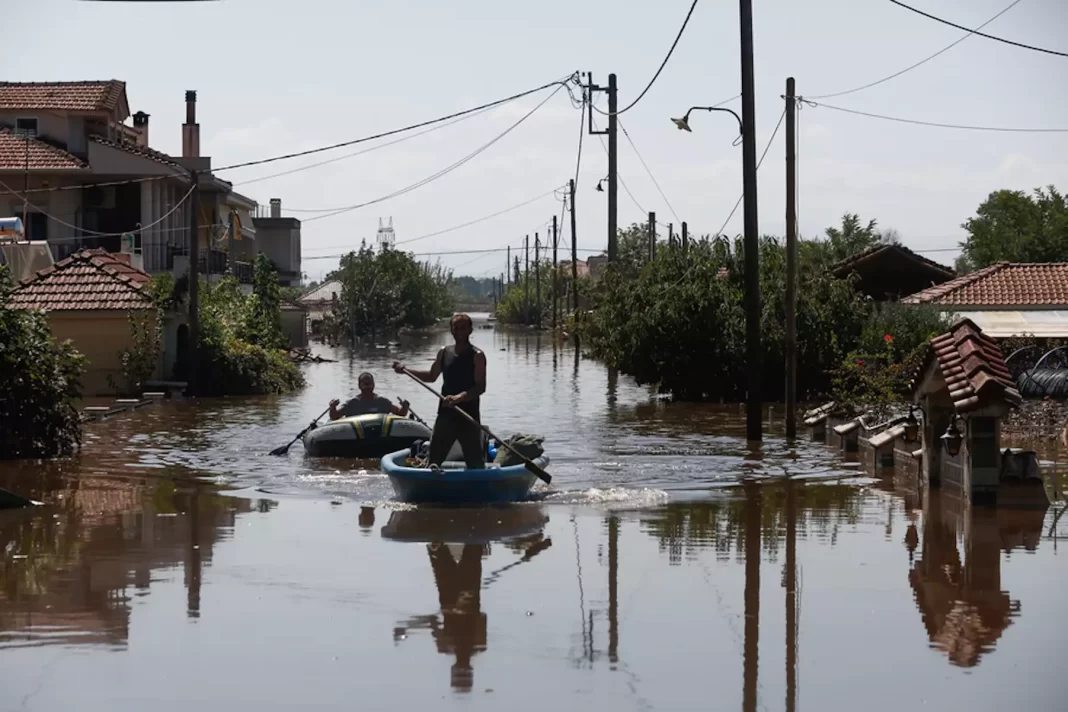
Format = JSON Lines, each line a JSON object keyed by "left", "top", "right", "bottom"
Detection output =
{"left": 298, "top": 279, "right": 341, "bottom": 335}
{"left": 281, "top": 301, "right": 308, "bottom": 348}
{"left": 252, "top": 198, "right": 302, "bottom": 287}
{"left": 0, "top": 81, "right": 299, "bottom": 289}
{"left": 831, "top": 243, "right": 956, "bottom": 301}
{"left": 902, "top": 262, "right": 1068, "bottom": 338}
{"left": 10, "top": 248, "right": 182, "bottom": 396}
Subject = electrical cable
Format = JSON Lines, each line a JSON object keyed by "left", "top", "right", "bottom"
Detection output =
{"left": 715, "top": 107, "right": 787, "bottom": 237}
{"left": 289, "top": 85, "right": 565, "bottom": 223}
{"left": 618, "top": 117, "right": 681, "bottom": 222}
{"left": 303, "top": 245, "right": 606, "bottom": 260}
{"left": 214, "top": 73, "right": 577, "bottom": 172}
{"left": 0, "top": 177, "right": 195, "bottom": 238}
{"left": 810, "top": 0, "right": 1023, "bottom": 99}
{"left": 589, "top": 115, "right": 646, "bottom": 215}
{"left": 590, "top": 0, "right": 700, "bottom": 116}
{"left": 804, "top": 99, "right": 1068, "bottom": 132}
{"left": 888, "top": 0, "right": 1068, "bottom": 58}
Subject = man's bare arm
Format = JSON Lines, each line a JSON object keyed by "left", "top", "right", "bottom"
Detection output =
{"left": 393, "top": 352, "right": 441, "bottom": 382}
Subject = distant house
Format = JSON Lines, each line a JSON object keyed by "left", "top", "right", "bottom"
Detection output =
{"left": 832, "top": 243, "right": 956, "bottom": 302}
{"left": 11, "top": 248, "right": 181, "bottom": 395}
{"left": 902, "top": 262, "right": 1068, "bottom": 338}
{"left": 298, "top": 279, "right": 341, "bottom": 335}
{"left": 281, "top": 302, "right": 308, "bottom": 349}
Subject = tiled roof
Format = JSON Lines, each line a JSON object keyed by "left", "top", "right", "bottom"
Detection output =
{"left": 88, "top": 134, "right": 179, "bottom": 167}
{"left": 902, "top": 262, "right": 1068, "bottom": 307}
{"left": 12, "top": 248, "right": 153, "bottom": 312}
{"left": 0, "top": 80, "right": 126, "bottom": 112}
{"left": 831, "top": 243, "right": 956, "bottom": 279}
{"left": 915, "top": 317, "right": 1021, "bottom": 412}
{"left": 0, "top": 128, "right": 86, "bottom": 170}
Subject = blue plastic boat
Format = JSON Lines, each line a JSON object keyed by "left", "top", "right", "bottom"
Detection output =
{"left": 380, "top": 449, "right": 551, "bottom": 504}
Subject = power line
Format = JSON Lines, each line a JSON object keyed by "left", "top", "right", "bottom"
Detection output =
{"left": 618, "top": 117, "right": 680, "bottom": 223}
{"left": 716, "top": 107, "right": 787, "bottom": 236}
{"left": 233, "top": 102, "right": 500, "bottom": 188}
{"left": 292, "top": 85, "right": 567, "bottom": 223}
{"left": 810, "top": 0, "right": 1023, "bottom": 100}
{"left": 590, "top": 115, "right": 646, "bottom": 215}
{"left": 888, "top": 0, "right": 1068, "bottom": 59}
{"left": 303, "top": 245, "right": 606, "bottom": 260}
{"left": 214, "top": 74, "right": 576, "bottom": 172}
{"left": 804, "top": 99, "right": 1068, "bottom": 133}
{"left": 591, "top": 0, "right": 701, "bottom": 117}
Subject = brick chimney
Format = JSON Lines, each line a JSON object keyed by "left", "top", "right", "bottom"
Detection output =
{"left": 182, "top": 90, "right": 199, "bottom": 158}
{"left": 270, "top": 198, "right": 281, "bottom": 218}
{"left": 132, "top": 111, "right": 149, "bottom": 148}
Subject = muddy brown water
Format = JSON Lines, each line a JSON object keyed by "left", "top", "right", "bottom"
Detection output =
{"left": 1, "top": 315, "right": 1065, "bottom": 711}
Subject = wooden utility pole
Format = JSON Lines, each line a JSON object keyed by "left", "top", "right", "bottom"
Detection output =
{"left": 187, "top": 170, "right": 200, "bottom": 393}
{"left": 570, "top": 179, "right": 579, "bottom": 315}
{"left": 647, "top": 211, "right": 656, "bottom": 262}
{"left": 682, "top": 221, "right": 689, "bottom": 255}
{"left": 551, "top": 214, "right": 558, "bottom": 331}
{"left": 524, "top": 235, "right": 530, "bottom": 324}
{"left": 534, "top": 232, "right": 541, "bottom": 328}
{"left": 785, "top": 77, "right": 799, "bottom": 440}
{"left": 739, "top": 0, "right": 763, "bottom": 442}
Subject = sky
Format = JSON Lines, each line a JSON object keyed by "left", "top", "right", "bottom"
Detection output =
{"left": 8, "top": 0, "right": 1068, "bottom": 282}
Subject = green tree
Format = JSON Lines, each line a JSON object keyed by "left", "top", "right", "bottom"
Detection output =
{"left": 0, "top": 266, "right": 85, "bottom": 459}
{"left": 960, "top": 186, "right": 1068, "bottom": 267}
{"left": 821, "top": 213, "right": 881, "bottom": 263}
{"left": 240, "top": 253, "right": 286, "bottom": 350}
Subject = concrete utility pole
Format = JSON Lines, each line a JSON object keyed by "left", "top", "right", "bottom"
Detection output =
{"left": 647, "top": 212, "right": 656, "bottom": 262}
{"left": 682, "top": 221, "right": 689, "bottom": 255}
{"left": 585, "top": 73, "right": 617, "bottom": 262}
{"left": 534, "top": 232, "right": 541, "bottom": 328}
{"left": 785, "top": 77, "right": 799, "bottom": 440}
{"left": 187, "top": 170, "right": 200, "bottom": 393}
{"left": 552, "top": 214, "right": 558, "bottom": 331}
{"left": 739, "top": 0, "right": 763, "bottom": 442}
{"left": 570, "top": 179, "right": 579, "bottom": 316}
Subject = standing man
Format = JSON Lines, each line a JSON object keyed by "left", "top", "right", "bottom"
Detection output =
{"left": 393, "top": 313, "right": 486, "bottom": 469}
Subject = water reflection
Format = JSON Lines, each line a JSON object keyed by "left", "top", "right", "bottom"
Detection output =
{"left": 0, "top": 476, "right": 274, "bottom": 649}
{"left": 384, "top": 506, "right": 551, "bottom": 693}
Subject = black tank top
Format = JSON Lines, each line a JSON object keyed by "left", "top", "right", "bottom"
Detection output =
{"left": 438, "top": 345, "right": 480, "bottom": 419}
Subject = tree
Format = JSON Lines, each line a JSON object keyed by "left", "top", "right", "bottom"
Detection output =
{"left": 960, "top": 186, "right": 1068, "bottom": 267}
{"left": 823, "top": 213, "right": 881, "bottom": 262}
{"left": 241, "top": 253, "right": 286, "bottom": 350}
{"left": 0, "top": 266, "right": 85, "bottom": 459}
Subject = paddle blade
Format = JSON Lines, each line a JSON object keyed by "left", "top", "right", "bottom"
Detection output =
{"left": 525, "top": 461, "right": 551, "bottom": 485}
{"left": 269, "top": 443, "right": 292, "bottom": 456}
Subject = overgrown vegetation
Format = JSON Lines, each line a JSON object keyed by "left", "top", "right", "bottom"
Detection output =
{"left": 0, "top": 266, "right": 85, "bottom": 459}
{"left": 325, "top": 242, "right": 453, "bottom": 341}
{"left": 575, "top": 215, "right": 949, "bottom": 407}
{"left": 495, "top": 255, "right": 595, "bottom": 327}
{"left": 108, "top": 310, "right": 162, "bottom": 397}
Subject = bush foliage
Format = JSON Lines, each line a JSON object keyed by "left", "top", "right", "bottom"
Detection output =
{"left": 0, "top": 266, "right": 85, "bottom": 459}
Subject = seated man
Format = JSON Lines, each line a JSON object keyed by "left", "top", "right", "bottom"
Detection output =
{"left": 329, "top": 372, "right": 410, "bottom": 420}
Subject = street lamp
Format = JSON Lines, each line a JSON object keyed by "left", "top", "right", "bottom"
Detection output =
{"left": 940, "top": 416, "right": 967, "bottom": 457}
{"left": 595, "top": 176, "right": 608, "bottom": 192}
{"left": 903, "top": 404, "right": 925, "bottom": 444}
{"left": 670, "top": 106, "right": 744, "bottom": 141}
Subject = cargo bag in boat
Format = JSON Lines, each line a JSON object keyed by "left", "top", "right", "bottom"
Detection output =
{"left": 493, "top": 434, "right": 545, "bottom": 467}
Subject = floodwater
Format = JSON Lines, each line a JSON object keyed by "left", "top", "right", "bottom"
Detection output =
{"left": 1, "top": 315, "right": 1065, "bottom": 711}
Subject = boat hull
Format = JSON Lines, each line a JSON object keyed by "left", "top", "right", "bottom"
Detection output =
{"left": 380, "top": 449, "right": 549, "bottom": 504}
{"left": 303, "top": 414, "right": 432, "bottom": 458}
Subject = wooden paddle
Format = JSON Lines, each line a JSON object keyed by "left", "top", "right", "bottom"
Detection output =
{"left": 397, "top": 396, "right": 430, "bottom": 428}
{"left": 399, "top": 368, "right": 552, "bottom": 485}
{"left": 269, "top": 406, "right": 331, "bottom": 456}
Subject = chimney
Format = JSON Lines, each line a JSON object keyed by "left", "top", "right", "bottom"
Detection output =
{"left": 270, "top": 198, "right": 281, "bottom": 218}
{"left": 182, "top": 90, "right": 200, "bottom": 158}
{"left": 132, "top": 111, "right": 150, "bottom": 148}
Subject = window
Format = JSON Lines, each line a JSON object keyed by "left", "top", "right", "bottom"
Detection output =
{"left": 14, "top": 117, "right": 38, "bottom": 137}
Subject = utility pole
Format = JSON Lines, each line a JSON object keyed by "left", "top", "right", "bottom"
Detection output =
{"left": 569, "top": 179, "right": 579, "bottom": 316}
{"left": 535, "top": 232, "right": 542, "bottom": 329}
{"left": 785, "top": 77, "right": 798, "bottom": 440}
{"left": 681, "top": 221, "right": 689, "bottom": 256}
{"left": 585, "top": 73, "right": 617, "bottom": 262}
{"left": 187, "top": 170, "right": 201, "bottom": 394}
{"left": 506, "top": 245, "right": 511, "bottom": 287}
{"left": 524, "top": 235, "right": 530, "bottom": 324}
{"left": 785, "top": 479, "right": 798, "bottom": 712}
{"left": 668, "top": 223, "right": 674, "bottom": 248}
{"left": 743, "top": 482, "right": 762, "bottom": 712}
{"left": 552, "top": 214, "right": 558, "bottom": 331}
{"left": 647, "top": 211, "right": 656, "bottom": 262}
{"left": 513, "top": 255, "right": 520, "bottom": 289}
{"left": 740, "top": 0, "right": 763, "bottom": 442}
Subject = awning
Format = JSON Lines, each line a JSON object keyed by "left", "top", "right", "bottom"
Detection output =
{"left": 950, "top": 310, "right": 1068, "bottom": 338}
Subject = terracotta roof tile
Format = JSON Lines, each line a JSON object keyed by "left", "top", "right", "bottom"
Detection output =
{"left": 88, "top": 134, "right": 179, "bottom": 168}
{"left": 831, "top": 242, "right": 956, "bottom": 279}
{"left": 902, "top": 262, "right": 1068, "bottom": 306}
{"left": 0, "top": 80, "right": 126, "bottom": 112}
{"left": 0, "top": 128, "right": 86, "bottom": 170}
{"left": 11, "top": 248, "right": 153, "bottom": 312}
{"left": 914, "top": 318, "right": 1021, "bottom": 412}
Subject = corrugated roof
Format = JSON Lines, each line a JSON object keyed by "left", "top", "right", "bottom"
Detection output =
{"left": 0, "top": 80, "right": 126, "bottom": 112}
{"left": 903, "top": 262, "right": 1068, "bottom": 307}
{"left": 0, "top": 127, "right": 86, "bottom": 170}
{"left": 12, "top": 248, "right": 153, "bottom": 312}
